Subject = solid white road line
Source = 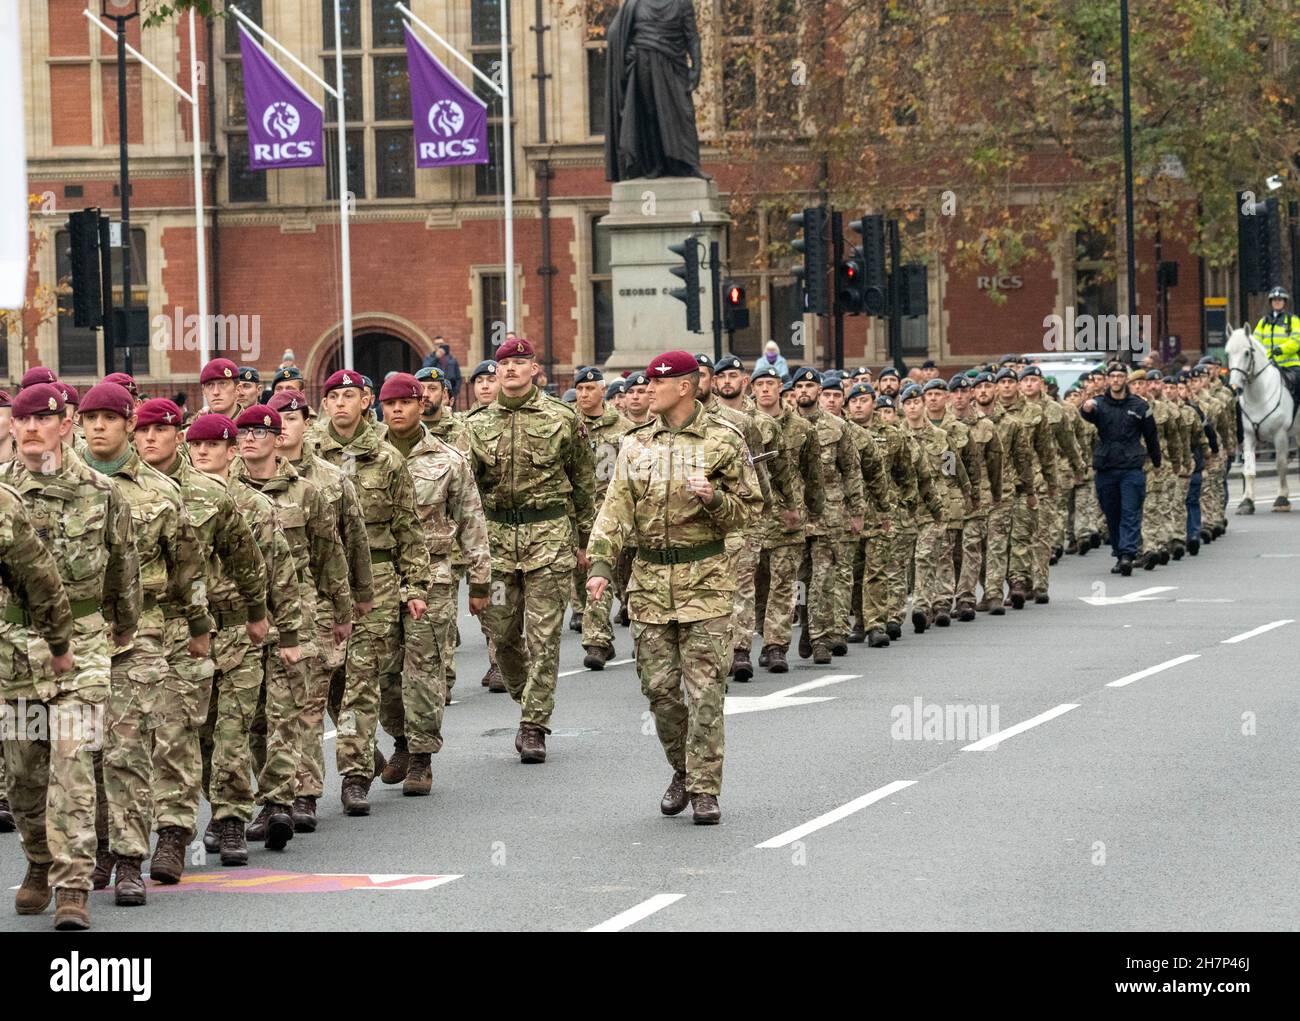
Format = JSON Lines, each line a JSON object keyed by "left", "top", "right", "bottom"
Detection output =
{"left": 755, "top": 780, "right": 916, "bottom": 849}
{"left": 1221, "top": 619, "right": 1295, "bottom": 644}
{"left": 586, "top": 893, "right": 685, "bottom": 932}
{"left": 1106, "top": 654, "right": 1201, "bottom": 688}
{"left": 558, "top": 657, "right": 635, "bottom": 678}
{"left": 961, "top": 703, "right": 1079, "bottom": 751}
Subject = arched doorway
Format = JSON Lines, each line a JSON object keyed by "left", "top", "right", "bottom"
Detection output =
{"left": 323, "top": 331, "right": 422, "bottom": 384}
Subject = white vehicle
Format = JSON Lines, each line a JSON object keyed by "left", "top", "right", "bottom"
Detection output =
{"left": 1018, "top": 352, "right": 1104, "bottom": 394}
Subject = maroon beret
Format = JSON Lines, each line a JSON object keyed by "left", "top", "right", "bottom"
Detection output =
{"left": 646, "top": 349, "right": 699, "bottom": 379}
{"left": 379, "top": 372, "right": 423, "bottom": 402}
{"left": 19, "top": 366, "right": 58, "bottom": 389}
{"left": 0, "top": 390, "right": 11, "bottom": 408}
{"left": 185, "top": 413, "right": 238, "bottom": 443}
{"left": 102, "top": 372, "right": 139, "bottom": 399}
{"left": 234, "top": 404, "right": 281, "bottom": 434}
{"left": 322, "top": 369, "right": 365, "bottom": 394}
{"left": 11, "top": 383, "right": 65, "bottom": 417}
{"left": 494, "top": 337, "right": 535, "bottom": 361}
{"left": 199, "top": 358, "right": 239, "bottom": 385}
{"left": 268, "top": 390, "right": 310, "bottom": 415}
{"left": 53, "top": 381, "right": 78, "bottom": 406}
{"left": 78, "top": 382, "right": 134, "bottom": 419}
{"left": 133, "top": 399, "right": 185, "bottom": 429}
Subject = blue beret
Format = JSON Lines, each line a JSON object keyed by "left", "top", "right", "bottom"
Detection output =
{"left": 1018, "top": 365, "right": 1042, "bottom": 379}
{"left": 470, "top": 359, "right": 498, "bottom": 380}
{"left": 790, "top": 366, "right": 822, "bottom": 385}
{"left": 994, "top": 367, "right": 1017, "bottom": 382}
{"left": 713, "top": 354, "right": 743, "bottom": 374}
{"left": 237, "top": 366, "right": 260, "bottom": 384}
{"left": 947, "top": 375, "right": 970, "bottom": 391}
{"left": 627, "top": 371, "right": 650, "bottom": 387}
{"left": 847, "top": 383, "right": 874, "bottom": 401}
{"left": 574, "top": 366, "right": 604, "bottom": 385}
{"left": 694, "top": 353, "right": 714, "bottom": 369}
{"left": 877, "top": 367, "right": 899, "bottom": 380}
{"left": 605, "top": 377, "right": 628, "bottom": 397}
{"left": 875, "top": 394, "right": 895, "bottom": 410}
{"left": 751, "top": 365, "right": 782, "bottom": 381}
{"left": 923, "top": 378, "right": 949, "bottom": 393}
{"left": 973, "top": 371, "right": 994, "bottom": 385}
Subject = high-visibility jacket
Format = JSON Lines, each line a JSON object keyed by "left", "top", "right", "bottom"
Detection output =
{"left": 1253, "top": 312, "right": 1300, "bottom": 367}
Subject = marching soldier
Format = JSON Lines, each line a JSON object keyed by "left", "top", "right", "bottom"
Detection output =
{"left": 236, "top": 367, "right": 262, "bottom": 409}
{"left": 1000, "top": 367, "right": 1057, "bottom": 608}
{"left": 948, "top": 375, "right": 1002, "bottom": 621}
{"left": 200, "top": 357, "right": 244, "bottom": 418}
{"left": 1023, "top": 365, "right": 1081, "bottom": 598}
{"left": 974, "top": 370, "right": 1035, "bottom": 612}
{"left": 586, "top": 350, "right": 761, "bottom": 824}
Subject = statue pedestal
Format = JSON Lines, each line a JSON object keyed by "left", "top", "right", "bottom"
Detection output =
{"left": 600, "top": 177, "right": 730, "bottom": 372}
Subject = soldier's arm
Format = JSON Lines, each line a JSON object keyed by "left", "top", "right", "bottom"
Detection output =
{"left": 958, "top": 429, "right": 981, "bottom": 500}
{"left": 306, "top": 487, "right": 353, "bottom": 624}
{"left": 1011, "top": 422, "right": 1035, "bottom": 495}
{"left": 916, "top": 449, "right": 944, "bottom": 520}
{"left": 0, "top": 499, "right": 73, "bottom": 656}
{"left": 800, "top": 429, "right": 825, "bottom": 517}
{"left": 985, "top": 431, "right": 1004, "bottom": 504}
{"left": 745, "top": 420, "right": 774, "bottom": 508}
{"left": 101, "top": 487, "right": 141, "bottom": 636}
{"left": 265, "top": 520, "right": 302, "bottom": 646}
{"left": 587, "top": 445, "right": 634, "bottom": 581}
{"left": 338, "top": 475, "right": 374, "bottom": 605}
{"left": 893, "top": 437, "right": 920, "bottom": 510}
{"left": 212, "top": 495, "right": 269, "bottom": 622}
{"left": 567, "top": 414, "right": 598, "bottom": 547}
{"left": 859, "top": 439, "right": 889, "bottom": 518}
{"left": 164, "top": 506, "right": 213, "bottom": 637}
{"left": 391, "top": 461, "right": 432, "bottom": 604}
{"left": 448, "top": 456, "right": 492, "bottom": 595}
{"left": 773, "top": 431, "right": 804, "bottom": 517}
{"left": 837, "top": 429, "right": 865, "bottom": 517}
{"left": 1054, "top": 412, "right": 1084, "bottom": 473}
{"left": 703, "top": 432, "right": 762, "bottom": 532}
{"left": 1032, "top": 420, "right": 1058, "bottom": 490}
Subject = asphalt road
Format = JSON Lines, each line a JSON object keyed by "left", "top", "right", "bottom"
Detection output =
{"left": 3, "top": 476, "right": 1296, "bottom": 932}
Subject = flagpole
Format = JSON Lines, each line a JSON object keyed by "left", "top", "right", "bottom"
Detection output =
{"left": 188, "top": 9, "right": 209, "bottom": 369}
{"left": 332, "top": 0, "right": 354, "bottom": 370}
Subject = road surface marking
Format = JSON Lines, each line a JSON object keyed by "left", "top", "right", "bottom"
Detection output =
{"left": 559, "top": 658, "right": 635, "bottom": 678}
{"left": 725, "top": 674, "right": 860, "bottom": 716}
{"left": 755, "top": 780, "right": 916, "bottom": 848}
{"left": 586, "top": 893, "right": 685, "bottom": 932}
{"left": 324, "top": 730, "right": 336, "bottom": 741}
{"left": 961, "top": 703, "right": 1079, "bottom": 751}
{"left": 1221, "top": 619, "right": 1295, "bottom": 644}
{"left": 1078, "top": 585, "right": 1175, "bottom": 606}
{"left": 1106, "top": 654, "right": 1201, "bottom": 688}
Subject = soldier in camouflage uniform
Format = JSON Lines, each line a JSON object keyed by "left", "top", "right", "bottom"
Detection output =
{"left": 133, "top": 399, "right": 267, "bottom": 882}
{"left": 587, "top": 350, "right": 761, "bottom": 824}
{"left": 1, "top": 383, "right": 140, "bottom": 930}
{"left": 948, "top": 375, "right": 1003, "bottom": 620}
{"left": 750, "top": 365, "right": 820, "bottom": 673}
{"left": 1024, "top": 367, "right": 1082, "bottom": 598}
{"left": 884, "top": 389, "right": 944, "bottom": 634}
{"left": 235, "top": 404, "right": 352, "bottom": 850}
{"left": 792, "top": 367, "right": 864, "bottom": 664}
{"left": 200, "top": 357, "right": 245, "bottom": 419}
{"left": 78, "top": 383, "right": 211, "bottom": 907}
{"left": 313, "top": 371, "right": 430, "bottom": 814}
{"left": 188, "top": 414, "right": 299, "bottom": 864}
{"left": 1063, "top": 380, "right": 1102, "bottom": 554}
{"left": 465, "top": 338, "right": 595, "bottom": 762}
{"left": 378, "top": 374, "right": 491, "bottom": 794}
{"left": 1132, "top": 372, "right": 1178, "bottom": 567}
{"left": 1001, "top": 367, "right": 1057, "bottom": 608}
{"left": 269, "top": 389, "right": 371, "bottom": 833}
{"left": 974, "top": 371, "right": 1035, "bottom": 612}
{"left": 568, "top": 366, "right": 629, "bottom": 669}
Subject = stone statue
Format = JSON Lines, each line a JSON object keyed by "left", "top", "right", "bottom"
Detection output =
{"left": 604, "top": 0, "right": 706, "bottom": 182}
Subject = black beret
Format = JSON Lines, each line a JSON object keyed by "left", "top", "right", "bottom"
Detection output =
{"left": 470, "top": 359, "right": 498, "bottom": 380}
{"left": 790, "top": 366, "right": 822, "bottom": 385}
{"left": 237, "top": 366, "right": 261, "bottom": 384}
{"left": 751, "top": 365, "right": 782, "bottom": 381}
{"left": 921, "top": 359, "right": 937, "bottom": 369}
{"left": 713, "top": 354, "right": 743, "bottom": 373}
{"left": 875, "top": 394, "right": 895, "bottom": 410}
{"left": 877, "top": 367, "right": 900, "bottom": 380}
{"left": 1018, "top": 365, "right": 1042, "bottom": 379}
{"left": 923, "top": 378, "right": 949, "bottom": 393}
{"left": 694, "top": 353, "right": 715, "bottom": 369}
{"left": 573, "top": 366, "right": 604, "bottom": 385}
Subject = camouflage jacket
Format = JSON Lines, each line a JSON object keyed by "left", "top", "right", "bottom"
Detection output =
{"left": 865, "top": 418, "right": 918, "bottom": 522}
{"left": 100, "top": 447, "right": 211, "bottom": 642}
{"left": 228, "top": 476, "right": 302, "bottom": 647}
{"left": 402, "top": 424, "right": 492, "bottom": 593}
{"left": 1148, "top": 398, "right": 1183, "bottom": 477}
{"left": 754, "top": 405, "right": 812, "bottom": 546}
{"left": 900, "top": 429, "right": 944, "bottom": 529}
{"left": 1003, "top": 397, "right": 1058, "bottom": 492}
{"left": 0, "top": 448, "right": 140, "bottom": 638}
{"left": 1068, "top": 403, "right": 1096, "bottom": 477}
{"left": 1032, "top": 396, "right": 1084, "bottom": 478}
{"left": 800, "top": 408, "right": 864, "bottom": 538}
{"left": 705, "top": 398, "right": 773, "bottom": 511}
{"left": 163, "top": 454, "right": 268, "bottom": 626}
{"left": 293, "top": 449, "right": 374, "bottom": 607}
{"left": 842, "top": 417, "right": 891, "bottom": 526}
{"left": 778, "top": 405, "right": 824, "bottom": 519}
{"left": 581, "top": 403, "right": 631, "bottom": 507}
{"left": 312, "top": 418, "right": 430, "bottom": 603}
{"left": 588, "top": 402, "right": 762, "bottom": 623}
{"left": 236, "top": 457, "right": 353, "bottom": 627}
{"left": 907, "top": 418, "right": 971, "bottom": 526}
{"left": 424, "top": 407, "right": 472, "bottom": 458}
{"left": 465, "top": 386, "right": 596, "bottom": 572}
{"left": 980, "top": 402, "right": 1035, "bottom": 497}
{"left": 1177, "top": 400, "right": 1212, "bottom": 468}
{"left": 0, "top": 482, "right": 73, "bottom": 656}
{"left": 950, "top": 409, "right": 1004, "bottom": 507}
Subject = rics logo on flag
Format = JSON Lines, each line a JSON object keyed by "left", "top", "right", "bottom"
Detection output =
{"left": 428, "top": 100, "right": 465, "bottom": 138}
{"left": 263, "top": 101, "right": 301, "bottom": 140}
{"left": 406, "top": 25, "right": 488, "bottom": 168}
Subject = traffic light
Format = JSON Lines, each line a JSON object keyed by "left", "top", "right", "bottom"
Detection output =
{"left": 852, "top": 215, "right": 888, "bottom": 315}
{"left": 667, "top": 236, "right": 701, "bottom": 333}
{"left": 790, "top": 206, "right": 828, "bottom": 315}
{"left": 837, "top": 217, "right": 867, "bottom": 315}
{"left": 66, "top": 208, "right": 103, "bottom": 329}
{"left": 898, "top": 263, "right": 929, "bottom": 317}
{"left": 1238, "top": 193, "right": 1282, "bottom": 293}
{"left": 723, "top": 279, "right": 749, "bottom": 331}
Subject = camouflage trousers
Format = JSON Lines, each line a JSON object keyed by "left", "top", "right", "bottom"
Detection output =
{"left": 0, "top": 730, "right": 6, "bottom": 798}
{"left": 632, "top": 615, "right": 729, "bottom": 796}
{"left": 1031, "top": 491, "right": 1055, "bottom": 593}
{"left": 151, "top": 617, "right": 217, "bottom": 840}
{"left": 250, "top": 643, "right": 311, "bottom": 808}
{"left": 99, "top": 632, "right": 168, "bottom": 858}
{"left": 379, "top": 583, "right": 456, "bottom": 755}
{"left": 1200, "top": 456, "right": 1226, "bottom": 526}
{"left": 335, "top": 561, "right": 402, "bottom": 779}
{"left": 0, "top": 620, "right": 110, "bottom": 892}
{"left": 729, "top": 532, "right": 761, "bottom": 652}
{"left": 984, "top": 502, "right": 1014, "bottom": 603}
{"left": 454, "top": 567, "right": 498, "bottom": 688}
{"left": 480, "top": 562, "right": 569, "bottom": 731}
{"left": 296, "top": 620, "right": 346, "bottom": 801}
{"left": 887, "top": 528, "right": 919, "bottom": 626}
{"left": 832, "top": 538, "right": 859, "bottom": 642}
{"left": 1140, "top": 472, "right": 1174, "bottom": 552}
{"left": 954, "top": 514, "right": 987, "bottom": 609}
{"left": 914, "top": 522, "right": 958, "bottom": 618}
{"left": 576, "top": 549, "right": 617, "bottom": 652}
{"left": 199, "top": 624, "right": 262, "bottom": 824}
{"left": 755, "top": 542, "right": 803, "bottom": 650}
{"left": 1009, "top": 491, "right": 1040, "bottom": 590}
{"left": 859, "top": 532, "right": 893, "bottom": 633}
{"left": 798, "top": 536, "right": 839, "bottom": 643}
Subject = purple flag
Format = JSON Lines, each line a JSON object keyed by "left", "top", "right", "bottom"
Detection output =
{"left": 239, "top": 26, "right": 324, "bottom": 170}
{"left": 406, "top": 26, "right": 489, "bottom": 168}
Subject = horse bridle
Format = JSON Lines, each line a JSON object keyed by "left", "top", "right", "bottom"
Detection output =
{"left": 1230, "top": 339, "right": 1286, "bottom": 434}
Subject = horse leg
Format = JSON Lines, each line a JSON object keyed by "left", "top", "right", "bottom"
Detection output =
{"left": 1238, "top": 432, "right": 1256, "bottom": 514}
{"left": 1274, "top": 429, "right": 1292, "bottom": 510}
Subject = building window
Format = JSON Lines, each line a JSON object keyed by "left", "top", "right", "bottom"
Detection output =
{"left": 54, "top": 227, "right": 148, "bottom": 377}
{"left": 222, "top": 0, "right": 266, "bottom": 203}
{"left": 591, "top": 215, "right": 614, "bottom": 363}
{"left": 720, "top": 0, "right": 801, "bottom": 135}
{"left": 471, "top": 2, "right": 513, "bottom": 198}
{"left": 1076, "top": 228, "right": 1117, "bottom": 320}
{"left": 720, "top": 207, "right": 801, "bottom": 361}
{"left": 480, "top": 273, "right": 506, "bottom": 360}
{"left": 325, "top": 129, "right": 366, "bottom": 201}
{"left": 584, "top": 2, "right": 618, "bottom": 137}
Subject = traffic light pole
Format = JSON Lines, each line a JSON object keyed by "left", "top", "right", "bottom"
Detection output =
{"left": 830, "top": 209, "right": 844, "bottom": 370}
{"left": 709, "top": 239, "right": 722, "bottom": 362}
{"left": 98, "top": 213, "right": 116, "bottom": 350}
{"left": 112, "top": 6, "right": 137, "bottom": 377}
{"left": 888, "top": 218, "right": 903, "bottom": 373}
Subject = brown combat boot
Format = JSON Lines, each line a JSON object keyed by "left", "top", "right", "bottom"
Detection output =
{"left": 149, "top": 826, "right": 188, "bottom": 885}
{"left": 90, "top": 838, "right": 115, "bottom": 890}
{"left": 114, "top": 856, "right": 146, "bottom": 907}
{"left": 373, "top": 747, "right": 387, "bottom": 779}
{"left": 0, "top": 798, "right": 14, "bottom": 832}
{"left": 797, "top": 626, "right": 812, "bottom": 659}
{"left": 690, "top": 792, "right": 721, "bottom": 825}
{"left": 245, "top": 802, "right": 273, "bottom": 842}
{"left": 957, "top": 603, "right": 976, "bottom": 622}
{"left": 731, "top": 647, "right": 753, "bottom": 683}
{"left": 403, "top": 753, "right": 433, "bottom": 797}
{"left": 812, "top": 641, "right": 832, "bottom": 665}
{"left": 291, "top": 796, "right": 317, "bottom": 833}
{"left": 1009, "top": 581, "right": 1027, "bottom": 610}
{"left": 486, "top": 664, "right": 507, "bottom": 692}
{"left": 765, "top": 646, "right": 789, "bottom": 673}
{"left": 219, "top": 817, "right": 248, "bottom": 866}
{"left": 583, "top": 645, "right": 614, "bottom": 670}
{"left": 264, "top": 804, "right": 294, "bottom": 850}
{"left": 53, "top": 888, "right": 90, "bottom": 931}
{"left": 15, "top": 862, "right": 52, "bottom": 915}
{"left": 381, "top": 737, "right": 409, "bottom": 784}
{"left": 341, "top": 774, "right": 371, "bottom": 817}
{"left": 203, "top": 816, "right": 220, "bottom": 853}
{"left": 519, "top": 724, "right": 547, "bottom": 764}
{"left": 660, "top": 771, "right": 688, "bottom": 816}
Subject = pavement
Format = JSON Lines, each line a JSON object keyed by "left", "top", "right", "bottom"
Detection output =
{"left": 2, "top": 477, "right": 1297, "bottom": 932}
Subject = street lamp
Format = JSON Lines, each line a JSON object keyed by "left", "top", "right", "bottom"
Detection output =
{"left": 103, "top": 0, "right": 139, "bottom": 377}
{"left": 1119, "top": 0, "right": 1137, "bottom": 363}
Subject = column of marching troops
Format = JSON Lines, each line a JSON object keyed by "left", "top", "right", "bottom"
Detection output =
{"left": 0, "top": 337, "right": 1238, "bottom": 930}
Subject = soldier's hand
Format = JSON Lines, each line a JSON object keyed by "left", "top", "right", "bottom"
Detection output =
{"left": 575, "top": 548, "right": 591, "bottom": 571}
{"left": 468, "top": 594, "right": 490, "bottom": 616}
{"left": 112, "top": 628, "right": 135, "bottom": 649}
{"left": 780, "top": 509, "right": 800, "bottom": 529}
{"left": 187, "top": 632, "right": 212, "bottom": 659}
{"left": 50, "top": 651, "right": 75, "bottom": 675}
{"left": 332, "top": 620, "right": 353, "bottom": 646}
{"left": 246, "top": 617, "right": 269, "bottom": 647}
{"left": 1046, "top": 487, "right": 1058, "bottom": 499}
{"left": 586, "top": 576, "right": 609, "bottom": 602}
{"left": 849, "top": 515, "right": 864, "bottom": 535}
{"left": 1083, "top": 398, "right": 1097, "bottom": 413}
{"left": 1074, "top": 471, "right": 1086, "bottom": 486}
{"left": 407, "top": 599, "right": 427, "bottom": 621}
{"left": 278, "top": 645, "right": 302, "bottom": 666}
{"left": 1027, "top": 493, "right": 1038, "bottom": 510}
{"left": 354, "top": 600, "right": 374, "bottom": 620}
{"left": 685, "top": 474, "right": 714, "bottom": 504}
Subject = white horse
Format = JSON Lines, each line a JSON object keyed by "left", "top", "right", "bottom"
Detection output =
{"left": 1224, "top": 324, "right": 1298, "bottom": 512}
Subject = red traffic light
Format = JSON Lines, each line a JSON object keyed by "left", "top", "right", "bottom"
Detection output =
{"left": 843, "top": 261, "right": 859, "bottom": 280}
{"left": 726, "top": 283, "right": 745, "bottom": 306}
